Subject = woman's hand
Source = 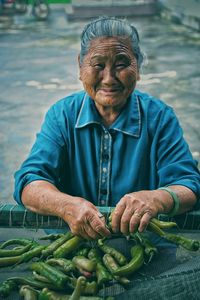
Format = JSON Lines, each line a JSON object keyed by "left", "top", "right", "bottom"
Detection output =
{"left": 62, "top": 196, "right": 111, "bottom": 240}
{"left": 22, "top": 181, "right": 111, "bottom": 241}
{"left": 111, "top": 190, "right": 173, "bottom": 235}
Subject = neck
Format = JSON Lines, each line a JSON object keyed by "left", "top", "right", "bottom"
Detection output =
{"left": 95, "top": 103, "right": 124, "bottom": 127}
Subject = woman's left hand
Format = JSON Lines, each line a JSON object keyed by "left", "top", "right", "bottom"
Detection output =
{"left": 111, "top": 190, "right": 170, "bottom": 235}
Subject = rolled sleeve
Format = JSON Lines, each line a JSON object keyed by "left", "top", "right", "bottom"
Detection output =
{"left": 13, "top": 105, "right": 67, "bottom": 204}
{"left": 154, "top": 106, "right": 200, "bottom": 205}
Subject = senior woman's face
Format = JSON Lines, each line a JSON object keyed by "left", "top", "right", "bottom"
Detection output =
{"left": 79, "top": 37, "right": 140, "bottom": 109}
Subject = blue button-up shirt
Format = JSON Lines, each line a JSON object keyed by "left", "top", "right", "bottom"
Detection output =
{"left": 14, "top": 90, "right": 200, "bottom": 207}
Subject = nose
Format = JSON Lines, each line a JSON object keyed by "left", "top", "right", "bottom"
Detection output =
{"left": 102, "top": 66, "right": 116, "bottom": 84}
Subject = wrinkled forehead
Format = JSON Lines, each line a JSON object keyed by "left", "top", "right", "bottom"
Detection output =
{"left": 87, "top": 36, "right": 135, "bottom": 57}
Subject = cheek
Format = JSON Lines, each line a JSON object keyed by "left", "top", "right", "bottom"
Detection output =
{"left": 120, "top": 70, "right": 138, "bottom": 87}
{"left": 80, "top": 68, "right": 97, "bottom": 85}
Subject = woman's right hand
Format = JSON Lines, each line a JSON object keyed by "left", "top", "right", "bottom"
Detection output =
{"left": 22, "top": 180, "right": 110, "bottom": 240}
{"left": 62, "top": 196, "right": 111, "bottom": 240}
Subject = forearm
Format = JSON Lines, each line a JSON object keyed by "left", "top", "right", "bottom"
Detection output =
{"left": 21, "top": 180, "right": 111, "bottom": 239}
{"left": 21, "top": 180, "right": 73, "bottom": 219}
{"left": 160, "top": 185, "right": 197, "bottom": 215}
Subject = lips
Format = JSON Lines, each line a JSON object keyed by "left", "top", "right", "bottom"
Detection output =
{"left": 98, "top": 86, "right": 122, "bottom": 93}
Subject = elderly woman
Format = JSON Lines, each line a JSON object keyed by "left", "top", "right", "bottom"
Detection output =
{"left": 14, "top": 16, "right": 200, "bottom": 240}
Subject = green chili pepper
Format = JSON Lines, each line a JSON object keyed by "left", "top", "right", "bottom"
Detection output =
{"left": 133, "top": 232, "right": 158, "bottom": 264}
{"left": 0, "top": 279, "right": 18, "bottom": 297}
{"left": 83, "top": 281, "right": 98, "bottom": 296}
{"left": 69, "top": 276, "right": 86, "bottom": 300}
{"left": 151, "top": 218, "right": 177, "bottom": 229}
{"left": 97, "top": 239, "right": 127, "bottom": 266}
{"left": 39, "top": 288, "right": 62, "bottom": 300}
{"left": 32, "top": 271, "right": 52, "bottom": 283}
{"left": 19, "top": 285, "right": 39, "bottom": 300}
{"left": 113, "top": 244, "right": 144, "bottom": 277}
{"left": 0, "top": 255, "right": 21, "bottom": 267}
{"left": 87, "top": 248, "right": 112, "bottom": 286}
{"left": 18, "top": 245, "right": 46, "bottom": 264}
{"left": 87, "top": 248, "right": 102, "bottom": 262}
{"left": 0, "top": 243, "right": 32, "bottom": 257}
{"left": 75, "top": 247, "right": 90, "bottom": 257}
{"left": 0, "top": 238, "right": 38, "bottom": 249}
{"left": 41, "top": 232, "right": 74, "bottom": 259}
{"left": 102, "top": 254, "right": 130, "bottom": 285}
{"left": 72, "top": 256, "right": 96, "bottom": 272}
{"left": 30, "top": 262, "right": 71, "bottom": 289}
{"left": 0, "top": 244, "right": 44, "bottom": 267}
{"left": 148, "top": 221, "right": 165, "bottom": 237}
{"left": 164, "top": 232, "right": 199, "bottom": 251}
{"left": 88, "top": 248, "right": 113, "bottom": 286}
{"left": 0, "top": 276, "right": 64, "bottom": 292}
{"left": 96, "top": 261, "right": 113, "bottom": 286}
{"left": 46, "top": 258, "right": 75, "bottom": 274}
{"left": 148, "top": 222, "right": 200, "bottom": 251}
{"left": 53, "top": 236, "right": 83, "bottom": 258}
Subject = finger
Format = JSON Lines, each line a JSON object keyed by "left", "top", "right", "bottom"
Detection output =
{"left": 138, "top": 211, "right": 153, "bottom": 232}
{"left": 129, "top": 211, "right": 143, "bottom": 233}
{"left": 111, "top": 203, "right": 126, "bottom": 233}
{"left": 75, "top": 227, "right": 89, "bottom": 240}
{"left": 84, "top": 223, "right": 101, "bottom": 240}
{"left": 120, "top": 208, "right": 135, "bottom": 235}
{"left": 77, "top": 220, "right": 99, "bottom": 240}
{"left": 90, "top": 215, "right": 111, "bottom": 238}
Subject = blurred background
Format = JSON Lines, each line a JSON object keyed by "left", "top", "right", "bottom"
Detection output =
{"left": 0, "top": 0, "right": 200, "bottom": 204}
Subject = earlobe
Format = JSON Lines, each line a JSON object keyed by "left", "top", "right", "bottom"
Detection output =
{"left": 137, "top": 73, "right": 141, "bottom": 81}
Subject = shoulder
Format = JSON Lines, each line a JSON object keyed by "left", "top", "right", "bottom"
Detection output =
{"left": 135, "top": 89, "right": 176, "bottom": 120}
{"left": 52, "top": 90, "right": 86, "bottom": 113}
{"left": 47, "top": 90, "right": 86, "bottom": 121}
{"left": 135, "top": 89, "right": 171, "bottom": 111}
{"left": 134, "top": 90, "right": 180, "bottom": 136}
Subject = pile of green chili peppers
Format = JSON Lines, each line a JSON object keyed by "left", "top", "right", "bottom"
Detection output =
{"left": 0, "top": 216, "right": 199, "bottom": 300}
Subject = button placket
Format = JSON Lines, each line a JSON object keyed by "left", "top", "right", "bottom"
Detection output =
{"left": 98, "top": 129, "right": 112, "bottom": 206}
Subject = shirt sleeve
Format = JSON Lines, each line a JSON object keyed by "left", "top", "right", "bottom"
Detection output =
{"left": 13, "top": 105, "right": 68, "bottom": 204}
{"left": 152, "top": 105, "right": 200, "bottom": 209}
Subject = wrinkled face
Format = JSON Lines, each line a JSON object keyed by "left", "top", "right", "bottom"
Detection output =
{"left": 79, "top": 37, "right": 140, "bottom": 109}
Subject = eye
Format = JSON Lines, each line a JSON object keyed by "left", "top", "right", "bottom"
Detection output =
{"left": 115, "top": 63, "right": 127, "bottom": 69}
{"left": 93, "top": 63, "right": 104, "bottom": 69}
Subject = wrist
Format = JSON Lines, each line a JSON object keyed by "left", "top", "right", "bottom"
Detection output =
{"left": 158, "top": 187, "right": 180, "bottom": 217}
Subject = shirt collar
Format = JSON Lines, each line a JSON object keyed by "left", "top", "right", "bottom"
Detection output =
{"left": 75, "top": 92, "right": 141, "bottom": 138}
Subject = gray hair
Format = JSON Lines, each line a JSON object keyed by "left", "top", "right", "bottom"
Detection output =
{"left": 80, "top": 16, "right": 144, "bottom": 69}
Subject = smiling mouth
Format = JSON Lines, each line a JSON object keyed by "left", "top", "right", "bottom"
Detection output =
{"left": 99, "top": 87, "right": 122, "bottom": 93}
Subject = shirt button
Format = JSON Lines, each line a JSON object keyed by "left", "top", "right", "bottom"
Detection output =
{"left": 101, "top": 189, "right": 107, "bottom": 195}
{"left": 101, "top": 200, "right": 106, "bottom": 205}
{"left": 103, "top": 167, "right": 107, "bottom": 173}
{"left": 104, "top": 134, "right": 109, "bottom": 139}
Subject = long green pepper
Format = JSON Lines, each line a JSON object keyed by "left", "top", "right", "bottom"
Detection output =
{"left": 30, "top": 262, "right": 71, "bottom": 289}
{"left": 113, "top": 244, "right": 144, "bottom": 277}
{"left": 97, "top": 239, "right": 127, "bottom": 266}
{"left": 41, "top": 232, "right": 74, "bottom": 259}
{"left": 53, "top": 236, "right": 83, "bottom": 258}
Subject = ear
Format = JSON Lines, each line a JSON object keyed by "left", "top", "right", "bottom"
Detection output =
{"left": 78, "top": 54, "right": 81, "bottom": 68}
{"left": 78, "top": 54, "right": 82, "bottom": 81}
{"left": 137, "top": 71, "right": 140, "bottom": 81}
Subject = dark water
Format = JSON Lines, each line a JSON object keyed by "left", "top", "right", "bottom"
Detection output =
{"left": 0, "top": 9, "right": 200, "bottom": 203}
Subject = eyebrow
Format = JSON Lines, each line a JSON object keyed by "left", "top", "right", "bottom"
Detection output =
{"left": 90, "top": 53, "right": 130, "bottom": 61}
{"left": 90, "top": 55, "right": 107, "bottom": 61}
